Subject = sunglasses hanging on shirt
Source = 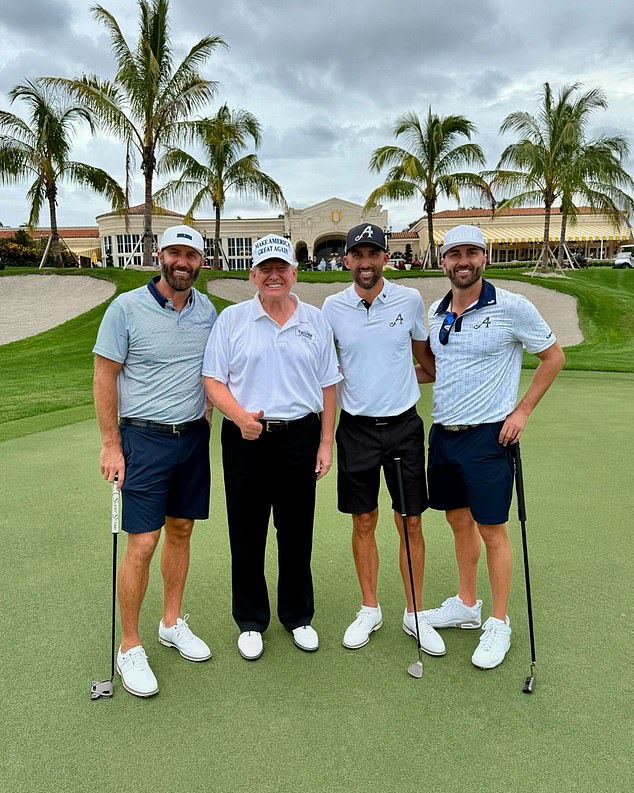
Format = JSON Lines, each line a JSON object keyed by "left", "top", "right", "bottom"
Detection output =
{"left": 439, "top": 312, "right": 458, "bottom": 345}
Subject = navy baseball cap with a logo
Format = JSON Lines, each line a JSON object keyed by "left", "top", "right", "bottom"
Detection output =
{"left": 345, "top": 223, "right": 387, "bottom": 253}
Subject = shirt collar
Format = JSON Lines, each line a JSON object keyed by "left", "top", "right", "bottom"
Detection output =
{"left": 147, "top": 276, "right": 194, "bottom": 309}
{"left": 251, "top": 292, "right": 303, "bottom": 324}
{"left": 434, "top": 278, "right": 497, "bottom": 315}
{"left": 346, "top": 277, "right": 393, "bottom": 307}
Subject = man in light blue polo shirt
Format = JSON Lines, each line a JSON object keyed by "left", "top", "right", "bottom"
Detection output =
{"left": 93, "top": 224, "right": 217, "bottom": 697}
{"left": 423, "top": 224, "right": 565, "bottom": 670}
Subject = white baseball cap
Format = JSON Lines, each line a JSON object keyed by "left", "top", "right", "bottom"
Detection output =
{"left": 251, "top": 234, "right": 296, "bottom": 267}
{"left": 440, "top": 225, "right": 486, "bottom": 256}
{"left": 159, "top": 225, "right": 205, "bottom": 255}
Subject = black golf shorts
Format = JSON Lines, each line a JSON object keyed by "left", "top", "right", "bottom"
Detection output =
{"left": 427, "top": 422, "right": 514, "bottom": 525}
{"left": 336, "top": 407, "right": 428, "bottom": 516}
{"left": 120, "top": 419, "right": 211, "bottom": 533}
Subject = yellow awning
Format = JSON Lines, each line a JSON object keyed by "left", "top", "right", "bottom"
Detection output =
{"left": 434, "top": 220, "right": 630, "bottom": 245}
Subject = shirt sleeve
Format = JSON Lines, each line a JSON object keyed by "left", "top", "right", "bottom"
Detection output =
{"left": 412, "top": 291, "right": 428, "bottom": 341}
{"left": 202, "top": 309, "right": 231, "bottom": 382}
{"left": 92, "top": 299, "right": 128, "bottom": 363}
{"left": 317, "top": 319, "right": 343, "bottom": 387}
{"left": 512, "top": 296, "right": 556, "bottom": 354}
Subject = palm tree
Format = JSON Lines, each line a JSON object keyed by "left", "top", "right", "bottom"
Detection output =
{"left": 364, "top": 108, "right": 491, "bottom": 268}
{"left": 491, "top": 82, "right": 633, "bottom": 270}
{"left": 0, "top": 80, "right": 125, "bottom": 267}
{"left": 47, "top": 0, "right": 225, "bottom": 266}
{"left": 154, "top": 104, "right": 286, "bottom": 268}
{"left": 556, "top": 137, "right": 634, "bottom": 266}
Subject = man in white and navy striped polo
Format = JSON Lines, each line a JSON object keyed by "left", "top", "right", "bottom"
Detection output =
{"left": 423, "top": 224, "right": 565, "bottom": 669}
{"left": 94, "top": 225, "right": 217, "bottom": 697}
{"left": 322, "top": 223, "right": 444, "bottom": 656}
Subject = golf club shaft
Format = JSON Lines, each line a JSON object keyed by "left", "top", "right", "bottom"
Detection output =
{"left": 111, "top": 477, "right": 120, "bottom": 681}
{"left": 512, "top": 444, "right": 536, "bottom": 666}
{"left": 393, "top": 457, "right": 422, "bottom": 652}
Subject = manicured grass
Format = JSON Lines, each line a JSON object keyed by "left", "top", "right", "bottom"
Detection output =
{"left": 1, "top": 370, "right": 632, "bottom": 793}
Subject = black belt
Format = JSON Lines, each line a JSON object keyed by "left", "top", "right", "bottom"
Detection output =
{"left": 119, "top": 417, "right": 204, "bottom": 435}
{"left": 438, "top": 424, "right": 478, "bottom": 432}
{"left": 342, "top": 406, "right": 417, "bottom": 427}
{"left": 259, "top": 414, "right": 317, "bottom": 433}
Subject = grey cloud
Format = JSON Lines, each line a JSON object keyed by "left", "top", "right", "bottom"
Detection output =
{"left": 0, "top": 0, "right": 71, "bottom": 42}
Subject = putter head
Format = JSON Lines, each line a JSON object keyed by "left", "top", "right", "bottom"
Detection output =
{"left": 407, "top": 660, "right": 423, "bottom": 679}
{"left": 90, "top": 679, "right": 114, "bottom": 699}
{"left": 522, "top": 675, "right": 536, "bottom": 694}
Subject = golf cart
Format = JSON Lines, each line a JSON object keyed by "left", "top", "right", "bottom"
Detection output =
{"left": 613, "top": 245, "right": 634, "bottom": 269}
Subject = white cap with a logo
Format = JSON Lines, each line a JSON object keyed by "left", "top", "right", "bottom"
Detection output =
{"left": 251, "top": 235, "right": 296, "bottom": 267}
{"left": 159, "top": 225, "right": 205, "bottom": 255}
{"left": 440, "top": 225, "right": 487, "bottom": 256}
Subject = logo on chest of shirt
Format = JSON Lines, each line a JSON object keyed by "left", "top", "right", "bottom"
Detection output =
{"left": 389, "top": 313, "right": 404, "bottom": 327}
{"left": 296, "top": 328, "right": 315, "bottom": 341}
{"left": 473, "top": 317, "right": 491, "bottom": 329}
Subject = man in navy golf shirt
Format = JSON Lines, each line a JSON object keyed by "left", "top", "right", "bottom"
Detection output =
{"left": 322, "top": 223, "right": 443, "bottom": 656}
{"left": 422, "top": 224, "right": 565, "bottom": 669}
{"left": 93, "top": 224, "right": 217, "bottom": 697}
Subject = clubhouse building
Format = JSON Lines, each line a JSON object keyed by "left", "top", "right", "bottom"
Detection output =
{"left": 2, "top": 198, "right": 630, "bottom": 268}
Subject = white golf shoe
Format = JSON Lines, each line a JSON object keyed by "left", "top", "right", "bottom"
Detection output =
{"left": 292, "top": 625, "right": 319, "bottom": 652}
{"left": 238, "top": 631, "right": 264, "bottom": 660}
{"left": 117, "top": 645, "right": 159, "bottom": 697}
{"left": 342, "top": 605, "right": 383, "bottom": 649}
{"left": 158, "top": 614, "right": 211, "bottom": 661}
{"left": 423, "top": 595, "right": 482, "bottom": 629}
{"left": 402, "top": 609, "right": 446, "bottom": 656}
{"left": 471, "top": 616, "right": 512, "bottom": 669}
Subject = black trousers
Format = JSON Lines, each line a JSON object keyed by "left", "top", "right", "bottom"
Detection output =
{"left": 221, "top": 414, "right": 321, "bottom": 633}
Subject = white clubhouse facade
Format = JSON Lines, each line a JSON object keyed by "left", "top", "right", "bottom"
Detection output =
{"left": 2, "top": 197, "right": 629, "bottom": 268}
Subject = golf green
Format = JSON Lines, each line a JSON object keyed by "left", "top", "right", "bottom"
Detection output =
{"left": 2, "top": 370, "right": 631, "bottom": 793}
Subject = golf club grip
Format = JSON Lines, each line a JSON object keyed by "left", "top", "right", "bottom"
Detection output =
{"left": 512, "top": 443, "right": 527, "bottom": 522}
{"left": 111, "top": 477, "right": 120, "bottom": 534}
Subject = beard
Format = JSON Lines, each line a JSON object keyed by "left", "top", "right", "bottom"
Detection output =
{"left": 447, "top": 264, "right": 484, "bottom": 289}
{"left": 160, "top": 260, "right": 201, "bottom": 291}
{"left": 352, "top": 267, "right": 382, "bottom": 291}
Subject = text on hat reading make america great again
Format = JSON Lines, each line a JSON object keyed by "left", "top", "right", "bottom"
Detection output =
{"left": 254, "top": 237, "right": 288, "bottom": 252}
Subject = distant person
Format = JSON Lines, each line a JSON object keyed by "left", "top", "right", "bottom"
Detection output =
{"left": 93, "top": 224, "right": 217, "bottom": 698}
{"left": 318, "top": 258, "right": 327, "bottom": 272}
{"left": 322, "top": 223, "right": 443, "bottom": 656}
{"left": 203, "top": 234, "right": 341, "bottom": 661}
{"left": 422, "top": 225, "right": 564, "bottom": 669}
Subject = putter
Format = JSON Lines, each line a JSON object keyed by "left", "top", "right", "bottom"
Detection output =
{"left": 511, "top": 444, "right": 537, "bottom": 694}
{"left": 90, "top": 475, "right": 120, "bottom": 700}
{"left": 393, "top": 457, "right": 423, "bottom": 679}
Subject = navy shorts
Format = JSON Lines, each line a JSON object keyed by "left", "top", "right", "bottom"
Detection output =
{"left": 120, "top": 419, "right": 211, "bottom": 533}
{"left": 336, "top": 407, "right": 429, "bottom": 516}
{"left": 427, "top": 422, "right": 514, "bottom": 525}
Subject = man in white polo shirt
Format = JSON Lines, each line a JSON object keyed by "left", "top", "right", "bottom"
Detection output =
{"left": 203, "top": 234, "right": 341, "bottom": 661}
{"left": 422, "top": 224, "right": 565, "bottom": 669}
{"left": 322, "top": 223, "right": 444, "bottom": 656}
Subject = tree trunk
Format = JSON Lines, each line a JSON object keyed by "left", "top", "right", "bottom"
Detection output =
{"left": 427, "top": 212, "right": 438, "bottom": 270}
{"left": 214, "top": 203, "right": 221, "bottom": 269}
{"left": 558, "top": 212, "right": 568, "bottom": 266}
{"left": 47, "top": 185, "right": 63, "bottom": 268}
{"left": 143, "top": 164, "right": 154, "bottom": 268}
{"left": 539, "top": 204, "right": 552, "bottom": 271}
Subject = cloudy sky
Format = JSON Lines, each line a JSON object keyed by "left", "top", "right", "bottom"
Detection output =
{"left": 1, "top": 0, "right": 633, "bottom": 231}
